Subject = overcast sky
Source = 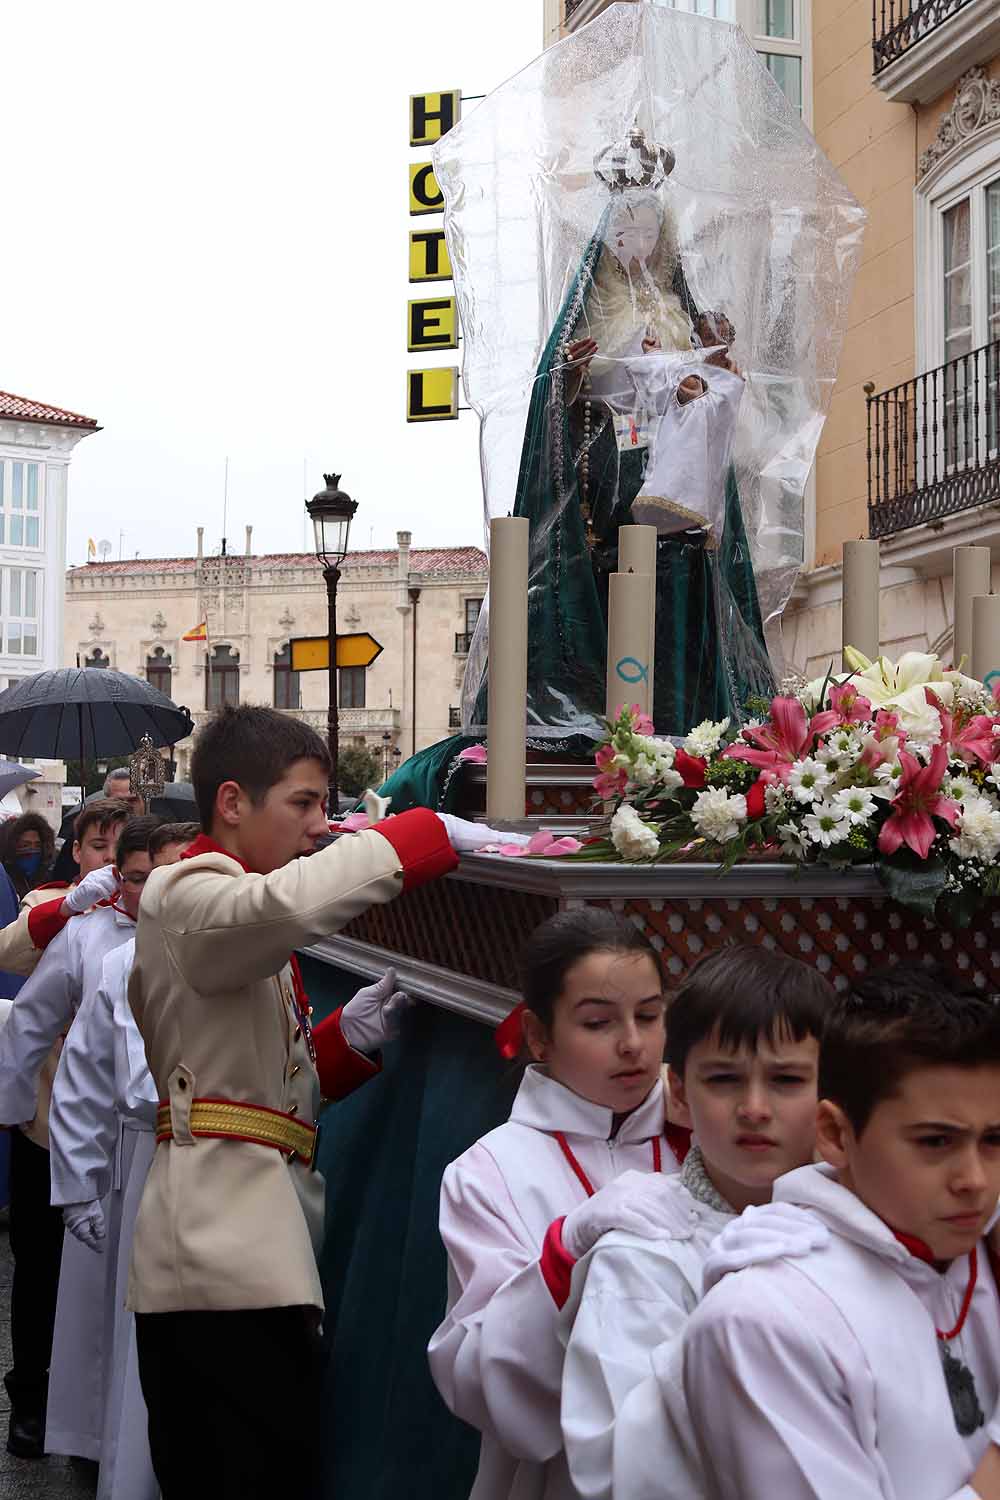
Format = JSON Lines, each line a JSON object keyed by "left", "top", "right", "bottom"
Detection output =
{"left": 2, "top": 1, "right": 541, "bottom": 567}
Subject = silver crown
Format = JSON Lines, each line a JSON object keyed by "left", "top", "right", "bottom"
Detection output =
{"left": 594, "top": 128, "right": 675, "bottom": 193}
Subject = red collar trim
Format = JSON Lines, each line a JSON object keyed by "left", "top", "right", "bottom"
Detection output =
{"left": 36, "top": 880, "right": 71, "bottom": 892}
{"left": 180, "top": 832, "right": 250, "bottom": 874}
{"left": 891, "top": 1228, "right": 938, "bottom": 1265}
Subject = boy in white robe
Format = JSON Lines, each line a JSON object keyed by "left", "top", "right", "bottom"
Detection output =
{"left": 683, "top": 964, "right": 1000, "bottom": 1500}
{"left": 558, "top": 945, "right": 830, "bottom": 1500}
{"left": 0, "top": 815, "right": 159, "bottom": 1463}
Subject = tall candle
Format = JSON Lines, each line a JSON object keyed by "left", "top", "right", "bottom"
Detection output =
{"left": 607, "top": 570, "right": 656, "bottom": 721}
{"left": 953, "top": 546, "right": 991, "bottom": 673}
{"left": 842, "top": 539, "right": 880, "bottom": 668}
{"left": 971, "top": 594, "right": 1000, "bottom": 691}
{"left": 618, "top": 525, "right": 656, "bottom": 692}
{"left": 487, "top": 516, "right": 529, "bottom": 823}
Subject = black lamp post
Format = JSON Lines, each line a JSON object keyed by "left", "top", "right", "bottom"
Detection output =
{"left": 306, "top": 473, "right": 358, "bottom": 802}
{"left": 381, "top": 729, "right": 392, "bottom": 781}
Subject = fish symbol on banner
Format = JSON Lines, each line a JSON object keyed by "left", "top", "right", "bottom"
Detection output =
{"left": 616, "top": 656, "right": 649, "bottom": 684}
{"left": 984, "top": 670, "right": 1000, "bottom": 696}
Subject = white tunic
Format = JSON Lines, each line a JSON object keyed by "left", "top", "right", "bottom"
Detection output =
{"left": 0, "top": 902, "right": 136, "bottom": 1463}
{"left": 49, "top": 938, "right": 157, "bottom": 1500}
{"left": 684, "top": 1164, "right": 1000, "bottom": 1500}
{"left": 559, "top": 1166, "right": 731, "bottom": 1500}
{"left": 428, "top": 1066, "right": 677, "bottom": 1500}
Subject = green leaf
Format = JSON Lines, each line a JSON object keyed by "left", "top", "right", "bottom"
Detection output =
{"left": 876, "top": 856, "right": 948, "bottom": 919}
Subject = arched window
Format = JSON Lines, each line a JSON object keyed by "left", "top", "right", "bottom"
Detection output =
{"left": 205, "top": 644, "right": 240, "bottom": 709}
{"left": 273, "top": 644, "right": 301, "bottom": 710}
{"left": 85, "top": 647, "right": 110, "bottom": 669}
{"left": 146, "top": 646, "right": 172, "bottom": 697}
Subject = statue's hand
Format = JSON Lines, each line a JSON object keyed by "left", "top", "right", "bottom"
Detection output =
{"left": 641, "top": 333, "right": 661, "bottom": 353}
{"left": 566, "top": 337, "right": 598, "bottom": 403}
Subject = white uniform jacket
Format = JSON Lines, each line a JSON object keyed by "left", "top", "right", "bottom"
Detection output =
{"left": 128, "top": 816, "right": 456, "bottom": 1315}
{"left": 0, "top": 882, "right": 73, "bottom": 1146}
{"left": 560, "top": 1169, "right": 731, "bottom": 1500}
{"left": 0, "top": 901, "right": 136, "bottom": 1132}
{"left": 428, "top": 1066, "right": 678, "bottom": 1500}
{"left": 684, "top": 1164, "right": 1000, "bottom": 1500}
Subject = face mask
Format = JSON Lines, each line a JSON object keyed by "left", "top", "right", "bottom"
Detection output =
{"left": 14, "top": 851, "right": 43, "bottom": 877}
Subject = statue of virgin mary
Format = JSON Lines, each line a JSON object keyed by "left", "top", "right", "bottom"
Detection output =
{"left": 486, "top": 128, "right": 775, "bottom": 738}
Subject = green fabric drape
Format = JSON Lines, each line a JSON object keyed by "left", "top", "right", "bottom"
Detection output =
{"left": 303, "top": 956, "right": 509, "bottom": 1500}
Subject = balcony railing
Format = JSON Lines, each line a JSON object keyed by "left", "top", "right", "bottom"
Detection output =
{"left": 867, "top": 338, "right": 1000, "bottom": 538}
{"left": 872, "top": 0, "right": 978, "bottom": 75}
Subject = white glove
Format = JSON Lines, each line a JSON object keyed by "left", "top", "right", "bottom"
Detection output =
{"left": 63, "top": 1199, "right": 106, "bottom": 1253}
{"left": 64, "top": 864, "right": 119, "bottom": 914}
{"left": 702, "top": 1202, "right": 829, "bottom": 1291}
{"left": 340, "top": 968, "right": 414, "bottom": 1054}
{"left": 437, "top": 813, "right": 532, "bottom": 853}
{"left": 560, "top": 1169, "right": 697, "bottom": 1260}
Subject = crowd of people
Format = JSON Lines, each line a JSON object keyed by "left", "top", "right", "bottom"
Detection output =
{"left": 0, "top": 703, "right": 998, "bottom": 1500}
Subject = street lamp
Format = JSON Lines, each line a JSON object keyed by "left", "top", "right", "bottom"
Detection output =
{"left": 381, "top": 729, "right": 392, "bottom": 781}
{"left": 306, "top": 472, "right": 358, "bottom": 802}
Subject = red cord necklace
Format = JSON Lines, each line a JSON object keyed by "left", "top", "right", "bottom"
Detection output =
{"left": 934, "top": 1248, "right": 985, "bottom": 1437}
{"left": 552, "top": 1130, "right": 663, "bottom": 1198}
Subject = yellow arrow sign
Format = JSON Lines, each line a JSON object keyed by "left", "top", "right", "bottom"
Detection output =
{"left": 290, "top": 633, "right": 384, "bottom": 672}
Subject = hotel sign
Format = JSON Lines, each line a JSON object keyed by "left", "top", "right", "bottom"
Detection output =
{"left": 407, "top": 90, "right": 460, "bottom": 421}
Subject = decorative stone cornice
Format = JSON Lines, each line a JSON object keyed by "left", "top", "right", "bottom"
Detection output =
{"left": 919, "top": 66, "right": 1000, "bottom": 179}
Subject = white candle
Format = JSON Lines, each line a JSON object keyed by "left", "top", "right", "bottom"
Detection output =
{"left": 618, "top": 525, "right": 656, "bottom": 693}
{"left": 606, "top": 570, "right": 656, "bottom": 721}
{"left": 842, "top": 539, "right": 880, "bottom": 668}
{"left": 487, "top": 516, "right": 529, "bottom": 823}
{"left": 953, "top": 547, "right": 991, "bottom": 673}
{"left": 971, "top": 594, "right": 1000, "bottom": 691}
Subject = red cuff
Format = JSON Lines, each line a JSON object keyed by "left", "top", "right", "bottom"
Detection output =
{"left": 372, "top": 808, "right": 458, "bottom": 892}
{"left": 313, "top": 1007, "right": 382, "bottom": 1101}
{"left": 665, "top": 1122, "right": 692, "bottom": 1167}
{"left": 539, "top": 1217, "right": 576, "bottom": 1310}
{"left": 27, "top": 896, "right": 70, "bottom": 953}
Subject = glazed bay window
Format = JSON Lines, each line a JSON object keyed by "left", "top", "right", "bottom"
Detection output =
{"left": 650, "top": 0, "right": 808, "bottom": 117}
{"left": 3, "top": 567, "right": 40, "bottom": 657}
{"left": 0, "top": 461, "right": 42, "bottom": 549}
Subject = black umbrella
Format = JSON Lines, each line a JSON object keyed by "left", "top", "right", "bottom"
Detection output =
{"left": 149, "top": 781, "right": 198, "bottom": 819}
{"left": 0, "top": 669, "right": 194, "bottom": 760}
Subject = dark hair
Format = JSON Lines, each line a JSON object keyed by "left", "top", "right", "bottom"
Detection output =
{"left": 148, "top": 821, "right": 200, "bottom": 859}
{"left": 115, "top": 815, "right": 163, "bottom": 869}
{"left": 521, "top": 908, "right": 661, "bottom": 1028}
{"left": 75, "top": 798, "right": 130, "bottom": 846}
{"left": 1, "top": 812, "right": 55, "bottom": 897}
{"left": 665, "top": 945, "right": 831, "bottom": 1076}
{"left": 190, "top": 705, "right": 332, "bottom": 829}
{"left": 819, "top": 963, "right": 1000, "bottom": 1136}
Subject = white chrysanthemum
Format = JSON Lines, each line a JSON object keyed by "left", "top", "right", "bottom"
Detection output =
{"left": 610, "top": 803, "right": 661, "bottom": 861}
{"left": 788, "top": 757, "right": 834, "bottom": 805}
{"left": 831, "top": 786, "right": 877, "bottom": 825}
{"left": 803, "top": 803, "right": 850, "bottom": 848}
{"left": 949, "top": 796, "right": 1000, "bottom": 862}
{"left": 777, "top": 821, "right": 809, "bottom": 858}
{"left": 683, "top": 717, "right": 731, "bottom": 760}
{"left": 943, "top": 774, "right": 975, "bottom": 805}
{"left": 986, "top": 762, "right": 1000, "bottom": 791}
{"left": 656, "top": 767, "right": 684, "bottom": 796}
{"left": 690, "top": 787, "right": 747, "bottom": 843}
{"left": 764, "top": 782, "right": 789, "bottom": 814}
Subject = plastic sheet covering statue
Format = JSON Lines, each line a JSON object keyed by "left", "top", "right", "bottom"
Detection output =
{"left": 432, "top": 2, "right": 865, "bottom": 744}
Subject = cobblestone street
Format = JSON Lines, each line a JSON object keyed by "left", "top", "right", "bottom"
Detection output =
{"left": 0, "top": 1212, "right": 95, "bottom": 1499}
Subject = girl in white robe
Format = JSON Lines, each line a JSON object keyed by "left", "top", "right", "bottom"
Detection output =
{"left": 428, "top": 908, "right": 690, "bottom": 1500}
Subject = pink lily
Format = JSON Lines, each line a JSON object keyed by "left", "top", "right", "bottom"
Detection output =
{"left": 615, "top": 704, "right": 654, "bottom": 736}
{"left": 459, "top": 743, "right": 487, "bottom": 764}
{"left": 828, "top": 681, "right": 872, "bottom": 726}
{"left": 724, "top": 696, "right": 839, "bottom": 780}
{"left": 859, "top": 710, "right": 907, "bottom": 772}
{"left": 877, "top": 742, "right": 959, "bottom": 859}
{"left": 925, "top": 689, "right": 996, "bottom": 767}
{"left": 593, "top": 744, "right": 627, "bottom": 798}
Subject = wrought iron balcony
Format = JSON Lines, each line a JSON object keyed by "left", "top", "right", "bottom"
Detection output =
{"left": 866, "top": 338, "right": 1000, "bottom": 538}
{"left": 872, "top": 0, "right": 978, "bottom": 76}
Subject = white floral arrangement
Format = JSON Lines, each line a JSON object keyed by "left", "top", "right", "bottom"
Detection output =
{"left": 580, "top": 651, "right": 1000, "bottom": 925}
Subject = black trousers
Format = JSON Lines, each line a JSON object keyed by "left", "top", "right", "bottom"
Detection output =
{"left": 135, "top": 1305, "right": 324, "bottom": 1500}
{"left": 3, "top": 1128, "right": 65, "bottom": 1420}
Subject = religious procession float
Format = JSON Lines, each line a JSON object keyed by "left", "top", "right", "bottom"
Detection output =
{"left": 302, "top": 8, "right": 1000, "bottom": 1497}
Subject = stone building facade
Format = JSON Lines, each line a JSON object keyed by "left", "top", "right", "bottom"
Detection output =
{"left": 64, "top": 530, "right": 487, "bottom": 780}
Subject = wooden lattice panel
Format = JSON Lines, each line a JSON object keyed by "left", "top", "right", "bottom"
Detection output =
{"left": 526, "top": 784, "right": 595, "bottom": 816}
{"left": 342, "top": 878, "right": 557, "bottom": 988}
{"left": 597, "top": 895, "right": 1000, "bottom": 992}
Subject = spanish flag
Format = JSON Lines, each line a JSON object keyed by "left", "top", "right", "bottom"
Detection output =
{"left": 182, "top": 622, "right": 208, "bottom": 642}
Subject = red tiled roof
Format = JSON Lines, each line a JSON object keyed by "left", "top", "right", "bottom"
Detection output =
{"left": 67, "top": 546, "right": 488, "bottom": 579}
{"left": 0, "top": 391, "right": 101, "bottom": 430}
